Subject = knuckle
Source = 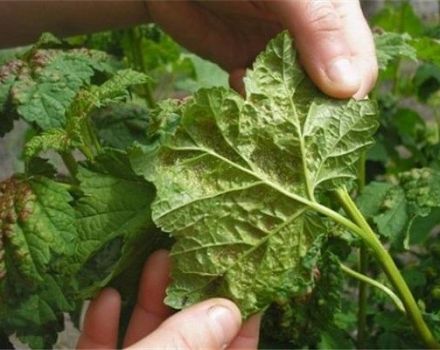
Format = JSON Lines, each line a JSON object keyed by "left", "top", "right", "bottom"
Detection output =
{"left": 306, "top": 0, "right": 342, "bottom": 34}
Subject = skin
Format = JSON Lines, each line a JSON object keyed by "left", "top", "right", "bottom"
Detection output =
{"left": 77, "top": 250, "right": 262, "bottom": 350}
{"left": 0, "top": 1, "right": 378, "bottom": 347}
{"left": 0, "top": 0, "right": 377, "bottom": 98}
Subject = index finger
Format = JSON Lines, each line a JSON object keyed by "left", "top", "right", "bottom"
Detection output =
{"left": 123, "top": 250, "right": 173, "bottom": 347}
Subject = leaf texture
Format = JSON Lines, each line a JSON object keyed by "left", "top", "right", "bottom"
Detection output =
{"left": 374, "top": 32, "right": 417, "bottom": 70}
{"left": 131, "top": 31, "right": 378, "bottom": 316}
{"left": 23, "top": 69, "right": 149, "bottom": 159}
{"left": 0, "top": 176, "right": 76, "bottom": 347}
{"left": 73, "top": 151, "right": 157, "bottom": 297}
{"left": 0, "top": 38, "right": 117, "bottom": 132}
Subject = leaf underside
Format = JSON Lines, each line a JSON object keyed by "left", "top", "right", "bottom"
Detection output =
{"left": 134, "top": 31, "right": 379, "bottom": 317}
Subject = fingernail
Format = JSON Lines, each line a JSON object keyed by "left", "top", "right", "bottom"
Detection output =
{"left": 326, "top": 58, "right": 360, "bottom": 90}
{"left": 207, "top": 305, "right": 238, "bottom": 347}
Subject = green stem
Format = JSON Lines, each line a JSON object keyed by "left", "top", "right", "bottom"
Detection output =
{"left": 357, "top": 152, "right": 368, "bottom": 348}
{"left": 61, "top": 152, "right": 78, "bottom": 178}
{"left": 128, "top": 28, "right": 155, "bottom": 108}
{"left": 341, "top": 263, "right": 405, "bottom": 314}
{"left": 336, "top": 187, "right": 439, "bottom": 349}
{"left": 357, "top": 246, "right": 368, "bottom": 348}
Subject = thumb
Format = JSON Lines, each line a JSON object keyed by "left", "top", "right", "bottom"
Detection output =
{"left": 128, "top": 298, "right": 242, "bottom": 350}
{"left": 268, "top": 0, "right": 361, "bottom": 98}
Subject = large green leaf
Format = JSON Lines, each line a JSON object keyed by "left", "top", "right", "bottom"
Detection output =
{"left": 358, "top": 168, "right": 440, "bottom": 247}
{"left": 131, "top": 32, "right": 378, "bottom": 316}
{"left": 0, "top": 176, "right": 76, "bottom": 347}
{"left": 73, "top": 151, "right": 158, "bottom": 297}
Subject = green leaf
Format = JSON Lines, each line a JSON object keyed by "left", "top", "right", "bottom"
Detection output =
{"left": 132, "top": 31, "right": 378, "bottom": 316}
{"left": 375, "top": 32, "right": 417, "bottom": 70}
{"left": 175, "top": 53, "right": 228, "bottom": 92}
{"left": 0, "top": 60, "right": 23, "bottom": 136}
{"left": 373, "top": 186, "right": 408, "bottom": 240}
{"left": 23, "top": 128, "right": 72, "bottom": 159}
{"left": 23, "top": 69, "right": 150, "bottom": 159}
{"left": 359, "top": 168, "right": 440, "bottom": 247}
{"left": 0, "top": 35, "right": 118, "bottom": 134}
{"left": 11, "top": 49, "right": 117, "bottom": 130}
{"left": 357, "top": 181, "right": 394, "bottom": 218}
{"left": 92, "top": 103, "right": 150, "bottom": 149}
{"left": 72, "top": 150, "right": 158, "bottom": 297}
{"left": 412, "top": 37, "right": 440, "bottom": 66}
{"left": 262, "top": 244, "right": 344, "bottom": 348}
{"left": 372, "top": 3, "right": 424, "bottom": 37}
{"left": 25, "top": 157, "right": 57, "bottom": 178}
{"left": 0, "top": 176, "right": 77, "bottom": 347}
{"left": 358, "top": 182, "right": 409, "bottom": 243}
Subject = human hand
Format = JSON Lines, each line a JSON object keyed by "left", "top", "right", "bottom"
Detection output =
{"left": 77, "top": 250, "right": 261, "bottom": 349}
{"left": 146, "top": 0, "right": 377, "bottom": 99}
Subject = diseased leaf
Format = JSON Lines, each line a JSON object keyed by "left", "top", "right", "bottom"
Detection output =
{"left": 11, "top": 49, "right": 117, "bottom": 130}
{"left": 399, "top": 167, "right": 440, "bottom": 217}
{"left": 0, "top": 176, "right": 77, "bottom": 347}
{"left": 0, "top": 60, "right": 23, "bottom": 136}
{"left": 0, "top": 35, "right": 118, "bottom": 135}
{"left": 23, "top": 69, "right": 150, "bottom": 159}
{"left": 131, "top": 32, "right": 378, "bottom": 316}
{"left": 262, "top": 242, "right": 344, "bottom": 348}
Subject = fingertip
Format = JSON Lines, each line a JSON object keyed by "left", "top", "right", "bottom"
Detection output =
{"left": 142, "top": 249, "right": 171, "bottom": 279}
{"left": 208, "top": 298, "right": 243, "bottom": 326}
{"left": 77, "top": 288, "right": 121, "bottom": 349}
{"left": 229, "top": 68, "right": 246, "bottom": 96}
{"left": 207, "top": 301, "right": 243, "bottom": 346}
{"left": 322, "top": 56, "right": 361, "bottom": 98}
{"left": 353, "top": 58, "right": 379, "bottom": 100}
{"left": 229, "top": 313, "right": 262, "bottom": 350}
{"left": 135, "top": 298, "right": 242, "bottom": 349}
{"left": 147, "top": 249, "right": 170, "bottom": 264}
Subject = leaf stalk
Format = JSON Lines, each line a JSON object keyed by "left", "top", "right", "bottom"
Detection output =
{"left": 336, "top": 187, "right": 440, "bottom": 349}
{"left": 357, "top": 152, "right": 368, "bottom": 348}
{"left": 340, "top": 263, "right": 405, "bottom": 314}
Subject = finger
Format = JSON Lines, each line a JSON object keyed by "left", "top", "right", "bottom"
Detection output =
{"left": 147, "top": 1, "right": 280, "bottom": 71}
{"left": 123, "top": 250, "right": 173, "bottom": 347}
{"left": 129, "top": 298, "right": 242, "bottom": 350}
{"left": 269, "top": 0, "right": 361, "bottom": 98}
{"left": 229, "top": 313, "right": 262, "bottom": 350}
{"left": 332, "top": 0, "right": 378, "bottom": 98}
{"left": 229, "top": 68, "right": 246, "bottom": 96}
{"left": 76, "top": 288, "right": 121, "bottom": 349}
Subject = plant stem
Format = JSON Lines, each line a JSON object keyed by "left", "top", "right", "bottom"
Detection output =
{"left": 61, "top": 152, "right": 78, "bottom": 178}
{"left": 336, "top": 187, "right": 440, "bottom": 349}
{"left": 357, "top": 152, "right": 368, "bottom": 348}
{"left": 128, "top": 28, "right": 155, "bottom": 108}
{"left": 357, "top": 245, "right": 368, "bottom": 347}
{"left": 340, "top": 263, "right": 405, "bottom": 314}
